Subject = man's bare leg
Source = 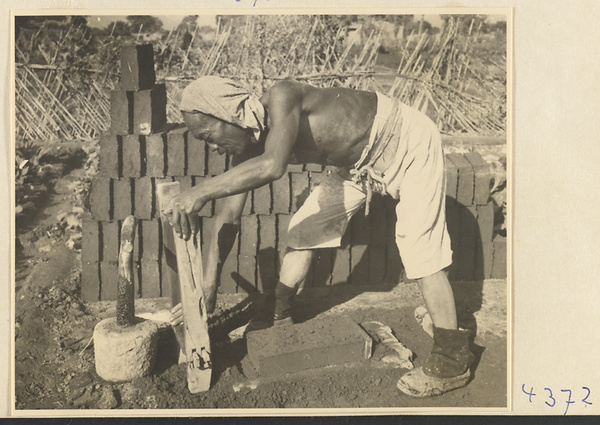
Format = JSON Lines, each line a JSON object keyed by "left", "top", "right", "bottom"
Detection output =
{"left": 272, "top": 249, "right": 313, "bottom": 323}
{"left": 417, "top": 269, "right": 457, "bottom": 330}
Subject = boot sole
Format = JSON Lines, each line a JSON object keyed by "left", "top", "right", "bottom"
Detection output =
{"left": 397, "top": 366, "right": 470, "bottom": 398}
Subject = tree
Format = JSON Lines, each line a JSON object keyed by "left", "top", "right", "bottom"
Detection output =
{"left": 126, "top": 15, "right": 164, "bottom": 35}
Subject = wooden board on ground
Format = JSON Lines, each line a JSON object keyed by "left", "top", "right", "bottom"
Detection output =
{"left": 157, "top": 181, "right": 212, "bottom": 393}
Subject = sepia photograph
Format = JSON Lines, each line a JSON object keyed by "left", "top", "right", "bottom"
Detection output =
{"left": 12, "top": 11, "right": 510, "bottom": 412}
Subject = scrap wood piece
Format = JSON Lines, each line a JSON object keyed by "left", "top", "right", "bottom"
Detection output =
{"left": 157, "top": 181, "right": 212, "bottom": 393}
{"left": 361, "top": 321, "right": 414, "bottom": 370}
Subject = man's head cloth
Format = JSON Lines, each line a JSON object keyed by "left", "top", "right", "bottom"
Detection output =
{"left": 180, "top": 76, "right": 265, "bottom": 141}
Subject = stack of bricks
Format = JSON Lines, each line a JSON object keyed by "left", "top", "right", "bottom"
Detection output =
{"left": 81, "top": 45, "right": 506, "bottom": 302}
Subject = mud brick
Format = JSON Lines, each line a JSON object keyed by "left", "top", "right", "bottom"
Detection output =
{"left": 81, "top": 219, "right": 101, "bottom": 262}
{"left": 110, "top": 90, "right": 133, "bottom": 135}
{"left": 100, "top": 221, "right": 119, "bottom": 262}
{"left": 331, "top": 248, "right": 351, "bottom": 285}
{"left": 120, "top": 44, "right": 155, "bottom": 91}
{"left": 133, "top": 84, "right": 167, "bottom": 135}
{"left": 368, "top": 195, "right": 387, "bottom": 248}
{"left": 349, "top": 210, "right": 369, "bottom": 285}
{"left": 286, "top": 163, "right": 304, "bottom": 173}
{"left": 276, "top": 214, "right": 292, "bottom": 268}
{"left": 100, "top": 261, "right": 119, "bottom": 301}
{"left": 305, "top": 163, "right": 324, "bottom": 173}
{"left": 253, "top": 183, "right": 271, "bottom": 215}
{"left": 242, "top": 191, "right": 253, "bottom": 215}
{"left": 383, "top": 205, "right": 402, "bottom": 285}
{"left": 237, "top": 254, "right": 257, "bottom": 293}
{"left": 447, "top": 153, "right": 474, "bottom": 207}
{"left": 445, "top": 202, "right": 461, "bottom": 281}
{"left": 456, "top": 206, "right": 478, "bottom": 280}
{"left": 167, "top": 127, "right": 187, "bottom": 176}
{"left": 246, "top": 315, "right": 372, "bottom": 378}
{"left": 146, "top": 133, "right": 166, "bottom": 177}
{"left": 99, "top": 134, "right": 121, "bottom": 178}
{"left": 90, "top": 177, "right": 111, "bottom": 221}
{"left": 152, "top": 177, "right": 173, "bottom": 219}
{"left": 240, "top": 215, "right": 259, "bottom": 255}
{"left": 122, "top": 134, "right": 143, "bottom": 178}
{"left": 272, "top": 174, "right": 290, "bottom": 213}
{"left": 291, "top": 172, "right": 310, "bottom": 212}
{"left": 220, "top": 235, "right": 239, "bottom": 294}
{"left": 193, "top": 177, "right": 213, "bottom": 217}
{"left": 478, "top": 239, "right": 494, "bottom": 280}
{"left": 187, "top": 137, "right": 206, "bottom": 176}
{"left": 201, "top": 217, "right": 216, "bottom": 255}
{"left": 160, "top": 216, "right": 179, "bottom": 302}
{"left": 257, "top": 215, "right": 278, "bottom": 293}
{"left": 444, "top": 154, "right": 459, "bottom": 201}
{"left": 112, "top": 178, "right": 132, "bottom": 220}
{"left": 491, "top": 235, "right": 507, "bottom": 279}
{"left": 369, "top": 247, "right": 387, "bottom": 285}
{"left": 465, "top": 152, "right": 491, "bottom": 205}
{"left": 206, "top": 147, "right": 227, "bottom": 175}
{"left": 133, "top": 177, "right": 153, "bottom": 220}
{"left": 141, "top": 260, "right": 161, "bottom": 298}
{"left": 476, "top": 203, "right": 495, "bottom": 243}
{"left": 312, "top": 249, "right": 333, "bottom": 286}
{"left": 309, "top": 170, "right": 327, "bottom": 189}
{"left": 81, "top": 261, "right": 100, "bottom": 301}
{"left": 175, "top": 175, "right": 193, "bottom": 192}
{"left": 141, "top": 219, "right": 161, "bottom": 260}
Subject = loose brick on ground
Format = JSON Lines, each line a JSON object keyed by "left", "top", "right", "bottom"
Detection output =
{"left": 465, "top": 152, "right": 491, "bottom": 205}
{"left": 257, "top": 215, "right": 278, "bottom": 293}
{"left": 100, "top": 261, "right": 119, "bottom": 301}
{"left": 447, "top": 153, "right": 474, "bottom": 207}
{"left": 253, "top": 183, "right": 271, "bottom": 215}
{"left": 134, "top": 177, "right": 153, "bottom": 220}
{"left": 141, "top": 260, "right": 161, "bottom": 298}
{"left": 120, "top": 44, "right": 155, "bottom": 91}
{"left": 81, "top": 219, "right": 101, "bottom": 263}
{"left": 272, "top": 174, "right": 290, "bottom": 214}
{"left": 146, "top": 133, "right": 166, "bottom": 177}
{"left": 110, "top": 91, "right": 132, "bottom": 135}
{"left": 167, "top": 127, "right": 187, "bottom": 176}
{"left": 112, "top": 178, "right": 132, "bottom": 220}
{"left": 122, "top": 134, "right": 143, "bottom": 178}
{"left": 291, "top": 172, "right": 310, "bottom": 212}
{"left": 246, "top": 315, "right": 372, "bottom": 378}
{"left": 133, "top": 84, "right": 167, "bottom": 135}
{"left": 81, "top": 261, "right": 100, "bottom": 302}
{"left": 90, "top": 177, "right": 111, "bottom": 221}
{"left": 99, "top": 134, "right": 121, "bottom": 178}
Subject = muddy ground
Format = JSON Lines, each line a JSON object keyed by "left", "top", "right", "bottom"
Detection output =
{"left": 14, "top": 156, "right": 507, "bottom": 413}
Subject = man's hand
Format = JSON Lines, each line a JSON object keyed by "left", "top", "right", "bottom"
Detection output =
{"left": 164, "top": 191, "right": 207, "bottom": 240}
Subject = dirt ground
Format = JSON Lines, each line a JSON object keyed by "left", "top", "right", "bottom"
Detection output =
{"left": 14, "top": 162, "right": 508, "bottom": 412}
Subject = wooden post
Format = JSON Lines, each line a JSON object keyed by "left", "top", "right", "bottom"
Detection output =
{"left": 117, "top": 216, "right": 137, "bottom": 327}
{"left": 157, "top": 181, "right": 212, "bottom": 393}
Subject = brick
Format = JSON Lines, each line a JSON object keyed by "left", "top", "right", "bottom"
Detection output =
{"left": 476, "top": 203, "right": 495, "bottom": 243}
{"left": 246, "top": 315, "right": 372, "bottom": 378}
{"left": 286, "top": 163, "right": 304, "bottom": 173}
{"left": 478, "top": 239, "right": 494, "bottom": 280}
{"left": 100, "top": 261, "right": 119, "bottom": 301}
{"left": 81, "top": 261, "right": 100, "bottom": 301}
{"left": 445, "top": 202, "right": 461, "bottom": 281}
{"left": 141, "top": 219, "right": 161, "bottom": 260}
{"left": 272, "top": 174, "right": 290, "bottom": 213}
{"left": 491, "top": 235, "right": 507, "bottom": 279}
{"left": 167, "top": 127, "right": 186, "bottom": 176}
{"left": 133, "top": 177, "right": 153, "bottom": 220}
{"left": 133, "top": 84, "right": 167, "bottom": 135}
{"left": 257, "top": 215, "right": 278, "bottom": 293}
{"left": 331, "top": 248, "right": 351, "bottom": 285}
{"left": 309, "top": 170, "right": 327, "bottom": 189}
{"left": 99, "top": 134, "right": 121, "bottom": 178}
{"left": 110, "top": 90, "right": 132, "bottom": 135}
{"left": 206, "top": 147, "right": 227, "bottom": 175}
{"left": 369, "top": 247, "right": 387, "bottom": 285}
{"left": 90, "top": 177, "right": 111, "bottom": 221}
{"left": 122, "top": 134, "right": 143, "bottom": 178}
{"left": 81, "top": 219, "right": 101, "bottom": 262}
{"left": 253, "top": 183, "right": 271, "bottom": 215}
{"left": 277, "top": 214, "right": 292, "bottom": 269}
{"left": 291, "top": 172, "right": 310, "bottom": 212}
{"left": 368, "top": 195, "right": 387, "bottom": 248}
{"left": 201, "top": 217, "right": 216, "bottom": 257}
{"left": 153, "top": 177, "right": 173, "bottom": 219}
{"left": 305, "top": 163, "right": 324, "bottom": 172}
{"left": 192, "top": 176, "right": 213, "bottom": 217}
{"left": 112, "top": 178, "right": 132, "bottom": 220}
{"left": 311, "top": 249, "right": 333, "bottom": 286}
{"left": 456, "top": 205, "right": 478, "bottom": 280}
{"left": 349, "top": 210, "right": 369, "bottom": 285}
{"left": 132, "top": 219, "right": 142, "bottom": 263}
{"left": 145, "top": 133, "right": 166, "bottom": 177}
{"left": 100, "top": 221, "right": 120, "bottom": 263}
{"left": 444, "top": 154, "right": 459, "bottom": 200}
{"left": 240, "top": 215, "right": 259, "bottom": 255}
{"left": 187, "top": 136, "right": 206, "bottom": 176}
{"left": 447, "top": 153, "right": 474, "bottom": 207}
{"left": 237, "top": 254, "right": 257, "bottom": 293}
{"left": 220, "top": 235, "right": 239, "bottom": 294}
{"left": 384, "top": 205, "right": 402, "bottom": 285}
{"left": 141, "top": 260, "right": 161, "bottom": 298}
{"left": 175, "top": 175, "right": 193, "bottom": 192}
{"left": 242, "top": 191, "right": 253, "bottom": 215}
{"left": 160, "top": 216, "right": 179, "bottom": 302}
{"left": 465, "top": 152, "right": 491, "bottom": 205}
{"left": 120, "top": 44, "right": 156, "bottom": 91}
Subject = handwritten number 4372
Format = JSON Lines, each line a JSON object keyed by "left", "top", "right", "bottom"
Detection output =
{"left": 522, "top": 384, "right": 592, "bottom": 415}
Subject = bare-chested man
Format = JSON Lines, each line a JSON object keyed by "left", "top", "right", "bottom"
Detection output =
{"left": 165, "top": 76, "right": 474, "bottom": 397}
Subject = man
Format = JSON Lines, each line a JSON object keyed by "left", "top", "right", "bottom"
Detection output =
{"left": 165, "top": 76, "right": 474, "bottom": 398}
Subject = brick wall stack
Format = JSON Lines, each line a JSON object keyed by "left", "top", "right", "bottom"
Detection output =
{"left": 81, "top": 46, "right": 506, "bottom": 301}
